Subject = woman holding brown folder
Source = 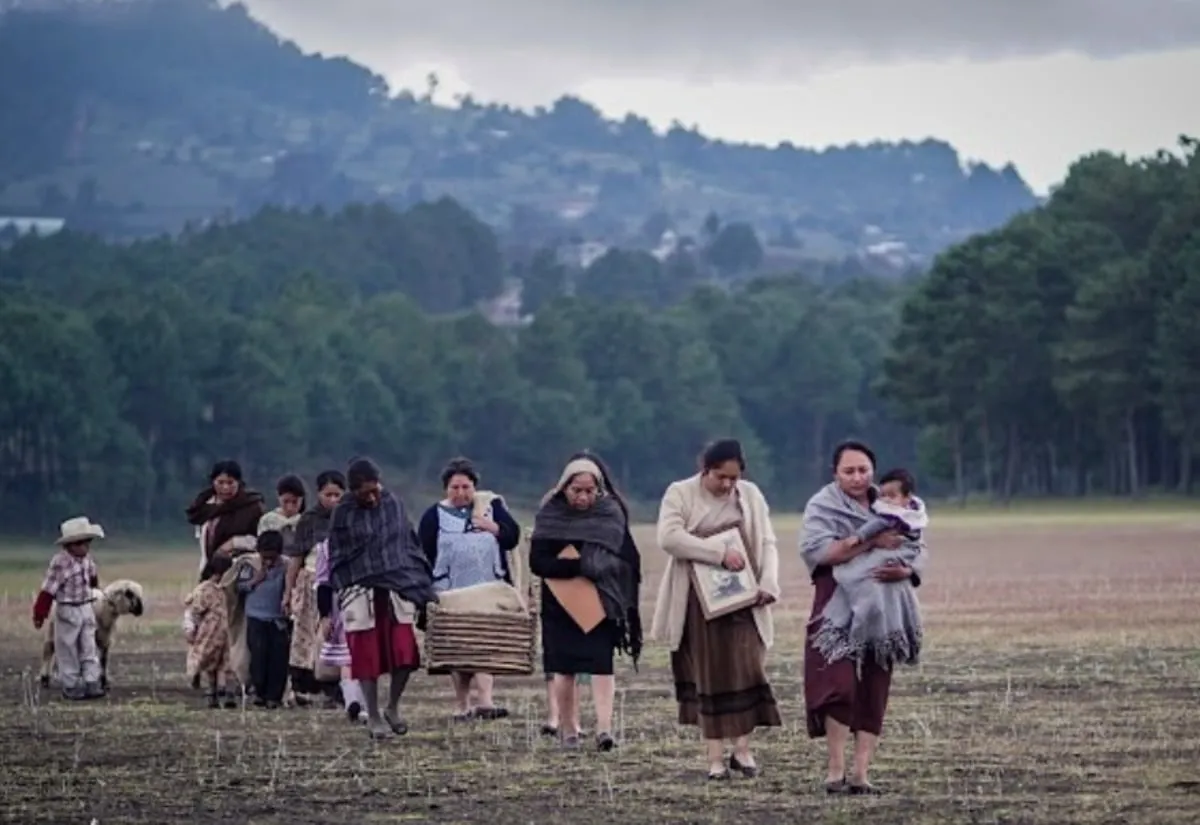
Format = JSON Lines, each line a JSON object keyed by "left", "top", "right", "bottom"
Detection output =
{"left": 529, "top": 453, "right": 642, "bottom": 752}
{"left": 652, "top": 438, "right": 782, "bottom": 780}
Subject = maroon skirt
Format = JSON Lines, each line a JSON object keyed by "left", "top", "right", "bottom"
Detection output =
{"left": 804, "top": 570, "right": 893, "bottom": 737}
{"left": 345, "top": 589, "right": 420, "bottom": 680}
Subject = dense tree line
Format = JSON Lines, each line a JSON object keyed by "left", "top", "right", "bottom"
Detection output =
{"left": 0, "top": 199, "right": 912, "bottom": 531}
{"left": 879, "top": 137, "right": 1200, "bottom": 498}
{"left": 3, "top": 138, "right": 1197, "bottom": 533}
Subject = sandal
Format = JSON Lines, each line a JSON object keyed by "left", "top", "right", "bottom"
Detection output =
{"left": 367, "top": 721, "right": 393, "bottom": 740}
{"left": 382, "top": 709, "right": 409, "bottom": 735}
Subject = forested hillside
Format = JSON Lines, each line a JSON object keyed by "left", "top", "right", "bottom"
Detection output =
{"left": 1, "top": 135, "right": 1196, "bottom": 532}
{"left": 0, "top": 0, "right": 1036, "bottom": 263}
{"left": 881, "top": 139, "right": 1200, "bottom": 500}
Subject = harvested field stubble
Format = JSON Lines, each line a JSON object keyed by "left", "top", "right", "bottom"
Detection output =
{"left": 1, "top": 514, "right": 1199, "bottom": 824}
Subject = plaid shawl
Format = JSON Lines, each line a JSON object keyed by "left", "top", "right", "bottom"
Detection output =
{"left": 327, "top": 487, "right": 436, "bottom": 607}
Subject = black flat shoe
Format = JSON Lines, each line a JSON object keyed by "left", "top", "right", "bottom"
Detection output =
{"left": 729, "top": 755, "right": 758, "bottom": 778}
{"left": 848, "top": 781, "right": 881, "bottom": 795}
{"left": 596, "top": 732, "right": 615, "bottom": 752}
{"left": 540, "top": 724, "right": 558, "bottom": 737}
{"left": 707, "top": 768, "right": 731, "bottom": 781}
{"left": 824, "top": 777, "right": 848, "bottom": 794}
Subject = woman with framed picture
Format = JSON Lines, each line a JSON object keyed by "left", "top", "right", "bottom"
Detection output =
{"left": 651, "top": 439, "right": 782, "bottom": 780}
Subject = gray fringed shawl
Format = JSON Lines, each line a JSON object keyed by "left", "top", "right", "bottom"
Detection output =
{"left": 800, "top": 482, "right": 927, "bottom": 670}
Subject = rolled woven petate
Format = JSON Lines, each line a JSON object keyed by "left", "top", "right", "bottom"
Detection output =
{"left": 424, "top": 580, "right": 536, "bottom": 676}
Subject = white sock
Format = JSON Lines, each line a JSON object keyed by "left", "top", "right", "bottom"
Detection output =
{"left": 341, "top": 678, "right": 364, "bottom": 709}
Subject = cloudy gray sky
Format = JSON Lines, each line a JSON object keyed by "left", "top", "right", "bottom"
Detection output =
{"left": 241, "top": 0, "right": 1200, "bottom": 192}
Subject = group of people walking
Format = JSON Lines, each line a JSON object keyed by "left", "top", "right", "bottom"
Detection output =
{"left": 36, "top": 435, "right": 928, "bottom": 792}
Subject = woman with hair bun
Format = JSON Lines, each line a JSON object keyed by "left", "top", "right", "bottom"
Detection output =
{"left": 417, "top": 457, "right": 522, "bottom": 721}
{"left": 652, "top": 438, "right": 782, "bottom": 780}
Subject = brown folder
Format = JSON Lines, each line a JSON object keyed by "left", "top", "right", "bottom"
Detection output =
{"left": 544, "top": 545, "right": 606, "bottom": 633}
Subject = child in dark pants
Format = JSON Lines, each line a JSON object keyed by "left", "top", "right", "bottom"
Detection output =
{"left": 238, "top": 530, "right": 290, "bottom": 708}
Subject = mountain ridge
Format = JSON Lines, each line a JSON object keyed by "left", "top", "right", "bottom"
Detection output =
{"left": 0, "top": 0, "right": 1039, "bottom": 262}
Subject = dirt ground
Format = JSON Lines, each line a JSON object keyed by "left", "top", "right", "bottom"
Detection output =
{"left": 1, "top": 514, "right": 1198, "bottom": 825}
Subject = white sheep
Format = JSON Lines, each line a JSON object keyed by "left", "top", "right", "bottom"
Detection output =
{"left": 39, "top": 579, "right": 146, "bottom": 690}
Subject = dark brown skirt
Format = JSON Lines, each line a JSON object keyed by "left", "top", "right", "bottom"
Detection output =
{"left": 804, "top": 571, "right": 893, "bottom": 737}
{"left": 671, "top": 589, "right": 781, "bottom": 740}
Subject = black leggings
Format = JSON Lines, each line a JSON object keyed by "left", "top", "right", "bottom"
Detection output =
{"left": 246, "top": 618, "right": 290, "bottom": 703}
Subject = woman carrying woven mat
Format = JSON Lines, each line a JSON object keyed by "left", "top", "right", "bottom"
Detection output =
{"left": 530, "top": 452, "right": 642, "bottom": 752}
{"left": 417, "top": 456, "right": 522, "bottom": 722}
{"left": 652, "top": 439, "right": 782, "bottom": 781}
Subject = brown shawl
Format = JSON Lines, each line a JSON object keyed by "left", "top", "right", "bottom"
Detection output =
{"left": 186, "top": 488, "right": 266, "bottom": 560}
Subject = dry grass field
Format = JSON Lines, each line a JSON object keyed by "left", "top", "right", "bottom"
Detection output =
{"left": 1, "top": 506, "right": 1199, "bottom": 824}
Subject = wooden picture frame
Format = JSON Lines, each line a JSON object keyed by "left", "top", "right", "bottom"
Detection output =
{"left": 688, "top": 527, "right": 760, "bottom": 620}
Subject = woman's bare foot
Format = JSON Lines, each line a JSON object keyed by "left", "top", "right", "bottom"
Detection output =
{"left": 367, "top": 717, "right": 392, "bottom": 739}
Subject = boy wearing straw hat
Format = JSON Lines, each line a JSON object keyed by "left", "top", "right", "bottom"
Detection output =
{"left": 32, "top": 516, "right": 106, "bottom": 700}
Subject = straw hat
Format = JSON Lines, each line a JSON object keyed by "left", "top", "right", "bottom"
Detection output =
{"left": 56, "top": 516, "right": 106, "bottom": 545}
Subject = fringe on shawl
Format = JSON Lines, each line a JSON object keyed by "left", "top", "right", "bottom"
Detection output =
{"left": 811, "top": 617, "right": 923, "bottom": 675}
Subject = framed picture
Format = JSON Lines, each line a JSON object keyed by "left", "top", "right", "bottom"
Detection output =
{"left": 688, "top": 527, "right": 760, "bottom": 620}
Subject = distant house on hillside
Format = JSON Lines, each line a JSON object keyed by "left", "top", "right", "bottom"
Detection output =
{"left": 480, "top": 281, "right": 526, "bottom": 327}
{"left": 862, "top": 239, "right": 913, "bottom": 269}
{"left": 0, "top": 215, "right": 66, "bottom": 238}
{"left": 557, "top": 200, "right": 593, "bottom": 221}
{"left": 558, "top": 240, "right": 609, "bottom": 269}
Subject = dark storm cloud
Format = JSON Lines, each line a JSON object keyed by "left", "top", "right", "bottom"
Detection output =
{"left": 242, "top": 0, "right": 1200, "bottom": 92}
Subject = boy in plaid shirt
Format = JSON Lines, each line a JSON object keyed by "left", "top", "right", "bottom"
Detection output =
{"left": 33, "top": 516, "right": 106, "bottom": 700}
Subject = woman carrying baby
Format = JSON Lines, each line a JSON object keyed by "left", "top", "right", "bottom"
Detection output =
{"left": 800, "top": 440, "right": 928, "bottom": 795}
